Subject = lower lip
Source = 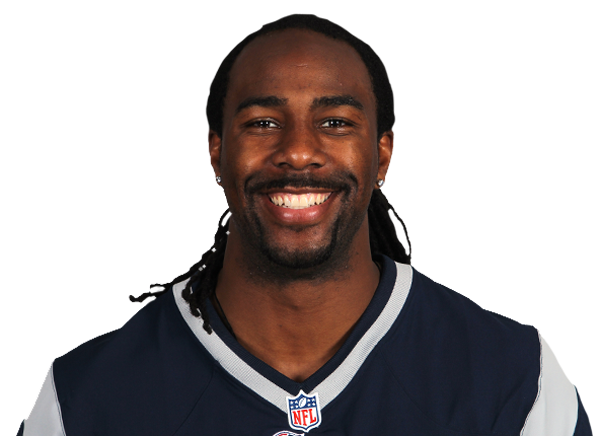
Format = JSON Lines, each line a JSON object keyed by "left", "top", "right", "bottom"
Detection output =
{"left": 262, "top": 192, "right": 338, "bottom": 225}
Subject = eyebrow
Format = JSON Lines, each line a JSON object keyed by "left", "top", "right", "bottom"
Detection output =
{"left": 235, "top": 96, "right": 288, "bottom": 114}
{"left": 311, "top": 95, "right": 364, "bottom": 111}
{"left": 234, "top": 94, "right": 365, "bottom": 115}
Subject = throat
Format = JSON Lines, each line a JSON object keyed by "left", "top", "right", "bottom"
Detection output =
{"left": 212, "top": 261, "right": 381, "bottom": 383}
{"left": 213, "top": 218, "right": 381, "bottom": 382}
{"left": 212, "top": 292, "right": 236, "bottom": 339}
{"left": 230, "top": 300, "right": 358, "bottom": 383}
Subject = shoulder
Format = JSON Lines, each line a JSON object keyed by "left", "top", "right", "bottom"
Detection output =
{"left": 379, "top": 265, "right": 587, "bottom": 435}
{"left": 384, "top": 268, "right": 541, "bottom": 382}
{"left": 21, "top": 366, "right": 64, "bottom": 436}
{"left": 54, "top": 287, "right": 199, "bottom": 374}
{"left": 522, "top": 335, "right": 591, "bottom": 436}
{"left": 382, "top": 268, "right": 540, "bottom": 433}
{"left": 42, "top": 288, "right": 216, "bottom": 435}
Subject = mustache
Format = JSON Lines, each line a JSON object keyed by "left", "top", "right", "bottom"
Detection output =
{"left": 245, "top": 171, "right": 358, "bottom": 196}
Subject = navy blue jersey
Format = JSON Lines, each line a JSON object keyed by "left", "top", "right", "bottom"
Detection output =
{"left": 20, "top": 256, "right": 592, "bottom": 435}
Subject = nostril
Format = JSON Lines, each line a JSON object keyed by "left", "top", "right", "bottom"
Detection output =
{"left": 273, "top": 144, "right": 327, "bottom": 170}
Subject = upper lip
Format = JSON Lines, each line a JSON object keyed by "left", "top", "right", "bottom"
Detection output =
{"left": 263, "top": 187, "right": 335, "bottom": 195}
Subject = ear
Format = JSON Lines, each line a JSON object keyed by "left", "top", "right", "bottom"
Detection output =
{"left": 376, "top": 131, "right": 393, "bottom": 187}
{"left": 209, "top": 130, "right": 222, "bottom": 179}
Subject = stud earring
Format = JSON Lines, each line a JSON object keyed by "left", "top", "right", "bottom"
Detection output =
{"left": 216, "top": 176, "right": 222, "bottom": 184}
{"left": 376, "top": 179, "right": 385, "bottom": 188}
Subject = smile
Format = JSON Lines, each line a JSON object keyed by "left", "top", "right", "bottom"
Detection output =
{"left": 268, "top": 192, "right": 332, "bottom": 209}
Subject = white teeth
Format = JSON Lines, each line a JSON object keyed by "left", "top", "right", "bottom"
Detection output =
{"left": 269, "top": 193, "right": 331, "bottom": 209}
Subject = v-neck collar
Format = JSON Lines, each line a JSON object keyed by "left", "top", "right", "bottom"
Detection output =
{"left": 172, "top": 255, "right": 413, "bottom": 413}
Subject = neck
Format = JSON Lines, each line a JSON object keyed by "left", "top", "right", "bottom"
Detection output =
{"left": 214, "top": 219, "right": 380, "bottom": 382}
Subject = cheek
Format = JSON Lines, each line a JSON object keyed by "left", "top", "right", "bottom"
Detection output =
{"left": 345, "top": 145, "right": 379, "bottom": 183}
{"left": 358, "top": 151, "right": 380, "bottom": 199}
{"left": 219, "top": 141, "right": 270, "bottom": 198}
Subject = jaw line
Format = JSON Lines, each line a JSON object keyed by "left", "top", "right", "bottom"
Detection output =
{"left": 229, "top": 184, "right": 367, "bottom": 285}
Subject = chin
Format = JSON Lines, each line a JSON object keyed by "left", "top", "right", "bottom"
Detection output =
{"left": 261, "top": 237, "right": 338, "bottom": 271}
{"left": 234, "top": 191, "right": 367, "bottom": 281}
{"left": 249, "top": 219, "right": 361, "bottom": 284}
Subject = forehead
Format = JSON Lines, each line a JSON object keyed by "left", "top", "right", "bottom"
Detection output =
{"left": 225, "top": 29, "right": 374, "bottom": 109}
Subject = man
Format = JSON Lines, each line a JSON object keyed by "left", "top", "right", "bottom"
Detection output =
{"left": 19, "top": 14, "right": 592, "bottom": 436}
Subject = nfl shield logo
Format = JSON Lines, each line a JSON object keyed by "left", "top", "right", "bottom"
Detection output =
{"left": 286, "top": 390, "right": 321, "bottom": 432}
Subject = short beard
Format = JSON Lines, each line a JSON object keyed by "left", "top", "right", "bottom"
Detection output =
{"left": 258, "top": 214, "right": 342, "bottom": 269}
{"left": 233, "top": 171, "right": 366, "bottom": 284}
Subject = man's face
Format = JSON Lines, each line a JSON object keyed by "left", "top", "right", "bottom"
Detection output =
{"left": 210, "top": 29, "right": 392, "bottom": 273}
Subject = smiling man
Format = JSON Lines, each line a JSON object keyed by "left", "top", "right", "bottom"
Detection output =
{"left": 207, "top": 26, "right": 391, "bottom": 384}
{"left": 19, "top": 15, "right": 592, "bottom": 436}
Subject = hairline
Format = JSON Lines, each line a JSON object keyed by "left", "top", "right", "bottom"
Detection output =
{"left": 217, "top": 27, "right": 382, "bottom": 140}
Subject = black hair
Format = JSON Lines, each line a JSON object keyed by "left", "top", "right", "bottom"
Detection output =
{"left": 131, "top": 15, "right": 410, "bottom": 334}
{"left": 206, "top": 14, "right": 395, "bottom": 140}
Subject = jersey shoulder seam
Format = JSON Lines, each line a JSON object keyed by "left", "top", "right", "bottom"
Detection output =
{"left": 170, "top": 362, "right": 217, "bottom": 436}
{"left": 519, "top": 330, "right": 542, "bottom": 435}
{"left": 50, "top": 363, "right": 67, "bottom": 436}
{"left": 379, "top": 350, "right": 515, "bottom": 436}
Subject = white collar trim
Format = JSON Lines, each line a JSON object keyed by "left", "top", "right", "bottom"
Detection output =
{"left": 173, "top": 262, "right": 413, "bottom": 413}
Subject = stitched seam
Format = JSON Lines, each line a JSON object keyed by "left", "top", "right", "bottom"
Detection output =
{"left": 379, "top": 350, "right": 513, "bottom": 436}
{"left": 170, "top": 363, "right": 217, "bottom": 436}
{"left": 520, "top": 331, "right": 543, "bottom": 436}
{"left": 50, "top": 363, "right": 67, "bottom": 436}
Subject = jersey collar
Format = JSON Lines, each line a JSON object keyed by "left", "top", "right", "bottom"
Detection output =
{"left": 172, "top": 255, "right": 413, "bottom": 413}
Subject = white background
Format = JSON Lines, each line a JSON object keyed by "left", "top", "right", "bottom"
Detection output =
{"left": 0, "top": 0, "right": 600, "bottom": 434}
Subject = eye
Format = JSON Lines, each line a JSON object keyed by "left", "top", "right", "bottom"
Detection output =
{"left": 250, "top": 119, "right": 280, "bottom": 129}
{"left": 320, "top": 119, "right": 349, "bottom": 128}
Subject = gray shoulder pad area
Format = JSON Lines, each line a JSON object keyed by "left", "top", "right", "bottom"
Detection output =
{"left": 520, "top": 335, "right": 578, "bottom": 436}
{"left": 23, "top": 364, "right": 66, "bottom": 436}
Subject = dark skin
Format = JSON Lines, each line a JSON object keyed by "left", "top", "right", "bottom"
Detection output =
{"left": 209, "top": 29, "right": 393, "bottom": 382}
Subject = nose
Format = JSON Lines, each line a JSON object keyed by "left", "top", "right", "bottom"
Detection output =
{"left": 272, "top": 123, "right": 327, "bottom": 170}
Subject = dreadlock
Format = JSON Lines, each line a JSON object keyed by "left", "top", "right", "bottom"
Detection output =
{"left": 368, "top": 190, "right": 411, "bottom": 264}
{"left": 130, "top": 210, "right": 230, "bottom": 333}
{"left": 131, "top": 15, "right": 411, "bottom": 334}
{"left": 131, "top": 191, "right": 410, "bottom": 333}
